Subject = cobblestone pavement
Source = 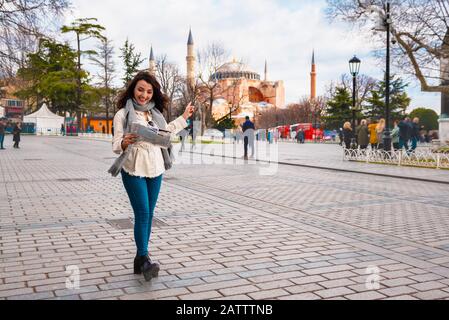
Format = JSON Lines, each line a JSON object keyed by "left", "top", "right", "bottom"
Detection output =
{"left": 1, "top": 136, "right": 449, "bottom": 300}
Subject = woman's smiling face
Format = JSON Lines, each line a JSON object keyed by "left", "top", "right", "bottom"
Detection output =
{"left": 133, "top": 80, "right": 154, "bottom": 105}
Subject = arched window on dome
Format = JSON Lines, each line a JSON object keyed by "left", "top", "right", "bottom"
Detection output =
{"left": 249, "top": 87, "right": 264, "bottom": 103}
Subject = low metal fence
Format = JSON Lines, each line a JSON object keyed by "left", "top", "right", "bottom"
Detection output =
{"left": 343, "top": 148, "right": 449, "bottom": 169}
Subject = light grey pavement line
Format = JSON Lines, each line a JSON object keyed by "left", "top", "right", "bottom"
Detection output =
{"left": 48, "top": 135, "right": 449, "bottom": 184}
{"left": 187, "top": 150, "right": 449, "bottom": 185}
{"left": 163, "top": 175, "right": 449, "bottom": 274}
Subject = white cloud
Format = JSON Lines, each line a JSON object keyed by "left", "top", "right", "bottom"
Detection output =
{"left": 61, "top": 0, "right": 440, "bottom": 113}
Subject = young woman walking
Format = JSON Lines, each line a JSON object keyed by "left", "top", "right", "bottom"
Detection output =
{"left": 111, "top": 71, "right": 194, "bottom": 281}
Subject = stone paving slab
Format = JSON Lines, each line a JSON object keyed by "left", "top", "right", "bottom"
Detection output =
{"left": 1, "top": 136, "right": 449, "bottom": 300}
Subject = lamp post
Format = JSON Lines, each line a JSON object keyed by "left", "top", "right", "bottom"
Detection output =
{"left": 349, "top": 55, "right": 361, "bottom": 130}
{"left": 362, "top": 1, "right": 392, "bottom": 151}
{"left": 383, "top": 2, "right": 392, "bottom": 152}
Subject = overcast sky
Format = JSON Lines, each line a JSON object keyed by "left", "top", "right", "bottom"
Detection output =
{"left": 61, "top": 0, "right": 441, "bottom": 114}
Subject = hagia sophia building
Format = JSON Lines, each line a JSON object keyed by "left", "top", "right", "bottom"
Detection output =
{"left": 148, "top": 29, "right": 317, "bottom": 125}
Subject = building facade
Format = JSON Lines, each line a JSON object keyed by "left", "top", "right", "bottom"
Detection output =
{"left": 181, "top": 29, "right": 285, "bottom": 125}
{"left": 209, "top": 60, "right": 285, "bottom": 122}
{"left": 0, "top": 81, "right": 27, "bottom": 121}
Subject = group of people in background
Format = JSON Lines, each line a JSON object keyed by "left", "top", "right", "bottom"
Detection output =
{"left": 341, "top": 116, "right": 431, "bottom": 153}
{"left": 0, "top": 119, "right": 22, "bottom": 150}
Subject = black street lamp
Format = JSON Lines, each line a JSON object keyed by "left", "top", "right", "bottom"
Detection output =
{"left": 383, "top": 2, "right": 392, "bottom": 152}
{"left": 349, "top": 55, "right": 361, "bottom": 130}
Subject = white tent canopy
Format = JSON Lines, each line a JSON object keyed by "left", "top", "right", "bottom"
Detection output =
{"left": 23, "top": 103, "right": 64, "bottom": 135}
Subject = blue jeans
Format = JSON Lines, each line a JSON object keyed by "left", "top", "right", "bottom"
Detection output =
{"left": 0, "top": 134, "right": 4, "bottom": 148}
{"left": 121, "top": 170, "right": 163, "bottom": 257}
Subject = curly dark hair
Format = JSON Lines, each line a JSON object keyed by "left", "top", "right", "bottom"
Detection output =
{"left": 116, "top": 71, "right": 168, "bottom": 113}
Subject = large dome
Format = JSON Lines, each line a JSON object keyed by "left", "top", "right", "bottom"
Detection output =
{"left": 210, "top": 60, "right": 260, "bottom": 81}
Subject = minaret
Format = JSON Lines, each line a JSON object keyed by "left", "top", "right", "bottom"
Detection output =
{"left": 310, "top": 50, "right": 316, "bottom": 100}
{"left": 186, "top": 28, "right": 195, "bottom": 88}
{"left": 264, "top": 59, "right": 268, "bottom": 81}
{"left": 149, "top": 45, "right": 156, "bottom": 76}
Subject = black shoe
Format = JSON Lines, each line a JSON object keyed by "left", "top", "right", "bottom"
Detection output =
{"left": 133, "top": 255, "right": 160, "bottom": 281}
{"left": 142, "top": 257, "right": 160, "bottom": 281}
{"left": 133, "top": 255, "right": 143, "bottom": 274}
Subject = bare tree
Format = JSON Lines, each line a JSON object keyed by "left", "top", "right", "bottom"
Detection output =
{"left": 90, "top": 37, "right": 116, "bottom": 134}
{"left": 174, "top": 76, "right": 202, "bottom": 122}
{"left": 325, "top": 73, "right": 377, "bottom": 109}
{"left": 326, "top": 0, "right": 449, "bottom": 94}
{"left": 155, "top": 54, "right": 184, "bottom": 122}
{"left": 257, "top": 97, "right": 327, "bottom": 129}
{"left": 0, "top": 0, "right": 70, "bottom": 78}
{"left": 196, "top": 42, "right": 230, "bottom": 131}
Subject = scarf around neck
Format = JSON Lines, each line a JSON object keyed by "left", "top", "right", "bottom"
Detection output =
{"left": 126, "top": 99, "right": 168, "bottom": 132}
{"left": 107, "top": 98, "right": 174, "bottom": 177}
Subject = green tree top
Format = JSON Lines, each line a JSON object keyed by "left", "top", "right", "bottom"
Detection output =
{"left": 120, "top": 38, "right": 144, "bottom": 86}
{"left": 323, "top": 87, "right": 354, "bottom": 130}
{"left": 409, "top": 108, "right": 439, "bottom": 131}
{"left": 364, "top": 75, "right": 411, "bottom": 122}
{"left": 16, "top": 39, "right": 83, "bottom": 113}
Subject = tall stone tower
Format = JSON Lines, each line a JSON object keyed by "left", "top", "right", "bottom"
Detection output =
{"left": 186, "top": 28, "right": 195, "bottom": 88}
{"left": 149, "top": 45, "right": 156, "bottom": 76}
{"left": 310, "top": 50, "right": 316, "bottom": 100}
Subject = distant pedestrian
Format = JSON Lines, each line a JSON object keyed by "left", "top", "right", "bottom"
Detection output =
{"left": 295, "top": 129, "right": 301, "bottom": 143}
{"left": 376, "top": 118, "right": 386, "bottom": 149}
{"left": 13, "top": 122, "right": 22, "bottom": 149}
{"left": 338, "top": 128, "right": 343, "bottom": 146}
{"left": 109, "top": 71, "right": 194, "bottom": 281}
{"left": 178, "top": 128, "right": 188, "bottom": 152}
{"left": 241, "top": 116, "right": 255, "bottom": 159}
{"left": 342, "top": 121, "right": 355, "bottom": 149}
{"left": 419, "top": 125, "right": 426, "bottom": 143}
{"left": 61, "top": 123, "right": 65, "bottom": 136}
{"left": 391, "top": 120, "right": 400, "bottom": 151}
{"left": 368, "top": 119, "right": 378, "bottom": 149}
{"left": 410, "top": 117, "right": 420, "bottom": 152}
{"left": 297, "top": 128, "right": 305, "bottom": 144}
{"left": 235, "top": 129, "right": 242, "bottom": 144}
{"left": 290, "top": 130, "right": 296, "bottom": 141}
{"left": 0, "top": 119, "right": 6, "bottom": 149}
{"left": 398, "top": 117, "right": 412, "bottom": 151}
{"left": 356, "top": 119, "right": 369, "bottom": 150}
{"left": 424, "top": 131, "right": 431, "bottom": 143}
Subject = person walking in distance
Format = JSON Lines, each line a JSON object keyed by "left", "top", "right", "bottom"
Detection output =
{"left": 0, "top": 119, "right": 6, "bottom": 150}
{"left": 375, "top": 118, "right": 386, "bottom": 149}
{"left": 410, "top": 117, "right": 420, "bottom": 152}
{"left": 356, "top": 119, "right": 369, "bottom": 150}
{"left": 368, "top": 119, "right": 378, "bottom": 150}
{"left": 178, "top": 127, "right": 188, "bottom": 153}
{"left": 298, "top": 128, "right": 305, "bottom": 144}
{"left": 398, "top": 117, "right": 412, "bottom": 151}
{"left": 241, "top": 116, "right": 255, "bottom": 159}
{"left": 13, "top": 122, "right": 22, "bottom": 149}
{"left": 111, "top": 72, "right": 194, "bottom": 281}
{"left": 342, "top": 121, "right": 355, "bottom": 149}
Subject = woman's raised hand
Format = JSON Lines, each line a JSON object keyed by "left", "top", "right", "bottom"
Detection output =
{"left": 183, "top": 102, "right": 195, "bottom": 120}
